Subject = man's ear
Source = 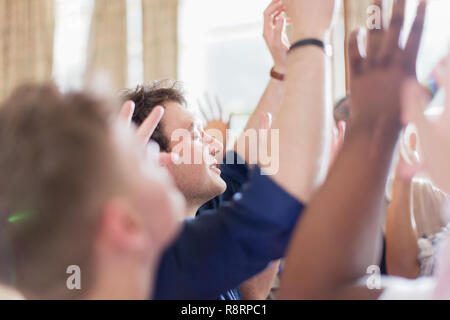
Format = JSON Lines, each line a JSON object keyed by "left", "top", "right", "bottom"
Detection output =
{"left": 99, "top": 199, "right": 148, "bottom": 252}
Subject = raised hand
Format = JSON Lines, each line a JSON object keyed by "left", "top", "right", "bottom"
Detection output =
{"left": 198, "top": 94, "right": 230, "bottom": 150}
{"left": 347, "top": 0, "right": 426, "bottom": 132}
{"left": 119, "top": 100, "right": 165, "bottom": 146}
{"left": 263, "top": 0, "right": 289, "bottom": 74}
{"left": 118, "top": 100, "right": 176, "bottom": 166}
{"left": 282, "top": 0, "right": 342, "bottom": 40}
{"left": 279, "top": 0, "right": 429, "bottom": 300}
{"left": 401, "top": 52, "right": 450, "bottom": 192}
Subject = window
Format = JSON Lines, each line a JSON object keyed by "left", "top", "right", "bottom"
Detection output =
{"left": 54, "top": 0, "right": 449, "bottom": 112}
{"left": 178, "top": 0, "right": 272, "bottom": 118}
{"left": 53, "top": 0, "right": 144, "bottom": 91}
{"left": 178, "top": 0, "right": 348, "bottom": 129}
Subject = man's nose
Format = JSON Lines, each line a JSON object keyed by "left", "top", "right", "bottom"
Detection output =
{"left": 204, "top": 133, "right": 223, "bottom": 157}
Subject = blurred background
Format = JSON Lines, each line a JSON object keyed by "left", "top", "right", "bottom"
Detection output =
{"left": 0, "top": 0, "right": 449, "bottom": 119}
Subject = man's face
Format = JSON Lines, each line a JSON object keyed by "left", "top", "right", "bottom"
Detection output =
{"left": 161, "top": 101, "right": 227, "bottom": 206}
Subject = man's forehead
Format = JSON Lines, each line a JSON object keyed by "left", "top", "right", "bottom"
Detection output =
{"left": 164, "top": 101, "right": 202, "bottom": 130}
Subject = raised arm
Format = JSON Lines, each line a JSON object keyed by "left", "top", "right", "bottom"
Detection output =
{"left": 385, "top": 157, "right": 420, "bottom": 278}
{"left": 278, "top": 0, "right": 427, "bottom": 299}
{"left": 153, "top": 0, "right": 343, "bottom": 298}
{"left": 265, "top": 0, "right": 340, "bottom": 202}
{"left": 238, "top": 0, "right": 340, "bottom": 298}
{"left": 401, "top": 50, "right": 450, "bottom": 300}
{"left": 234, "top": 0, "right": 289, "bottom": 164}
{"left": 386, "top": 52, "right": 450, "bottom": 279}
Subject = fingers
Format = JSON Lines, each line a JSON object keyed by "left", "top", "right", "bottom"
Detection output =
{"left": 263, "top": 0, "right": 284, "bottom": 40}
{"left": 136, "top": 106, "right": 165, "bottom": 145}
{"left": 273, "top": 14, "right": 284, "bottom": 46}
{"left": 199, "top": 94, "right": 229, "bottom": 124}
{"left": 264, "top": 0, "right": 284, "bottom": 24}
{"left": 348, "top": 29, "right": 364, "bottom": 78}
{"left": 198, "top": 98, "right": 210, "bottom": 124}
{"left": 366, "top": 0, "right": 385, "bottom": 64}
{"left": 118, "top": 100, "right": 135, "bottom": 126}
{"left": 215, "top": 96, "right": 225, "bottom": 122}
{"left": 281, "top": 23, "right": 291, "bottom": 48}
{"left": 403, "top": 0, "right": 427, "bottom": 72}
{"left": 205, "top": 93, "right": 219, "bottom": 120}
{"left": 380, "top": 0, "right": 406, "bottom": 61}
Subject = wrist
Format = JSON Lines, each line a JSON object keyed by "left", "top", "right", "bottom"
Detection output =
{"left": 273, "top": 65, "right": 287, "bottom": 75}
{"left": 291, "top": 29, "right": 329, "bottom": 43}
{"left": 346, "top": 117, "right": 402, "bottom": 153}
{"left": 270, "top": 67, "right": 285, "bottom": 81}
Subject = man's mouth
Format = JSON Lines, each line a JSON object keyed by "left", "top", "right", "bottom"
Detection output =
{"left": 209, "top": 160, "right": 221, "bottom": 174}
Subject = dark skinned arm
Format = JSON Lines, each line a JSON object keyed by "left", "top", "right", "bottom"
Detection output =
{"left": 278, "top": 0, "right": 427, "bottom": 300}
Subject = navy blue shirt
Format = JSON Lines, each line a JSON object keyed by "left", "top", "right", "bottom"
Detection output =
{"left": 197, "top": 152, "right": 251, "bottom": 300}
{"left": 153, "top": 152, "right": 304, "bottom": 300}
{"left": 198, "top": 152, "right": 251, "bottom": 214}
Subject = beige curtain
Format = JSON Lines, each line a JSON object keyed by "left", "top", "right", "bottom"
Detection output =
{"left": 87, "top": 0, "right": 128, "bottom": 91}
{"left": 142, "top": 0, "right": 178, "bottom": 81}
{"left": 0, "top": 0, "right": 55, "bottom": 100}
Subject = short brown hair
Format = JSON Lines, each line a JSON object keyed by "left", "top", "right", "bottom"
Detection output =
{"left": 120, "top": 80, "right": 186, "bottom": 152}
{"left": 0, "top": 83, "right": 123, "bottom": 299}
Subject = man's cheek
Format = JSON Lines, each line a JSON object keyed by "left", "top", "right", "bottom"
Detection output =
{"left": 190, "top": 142, "right": 206, "bottom": 165}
